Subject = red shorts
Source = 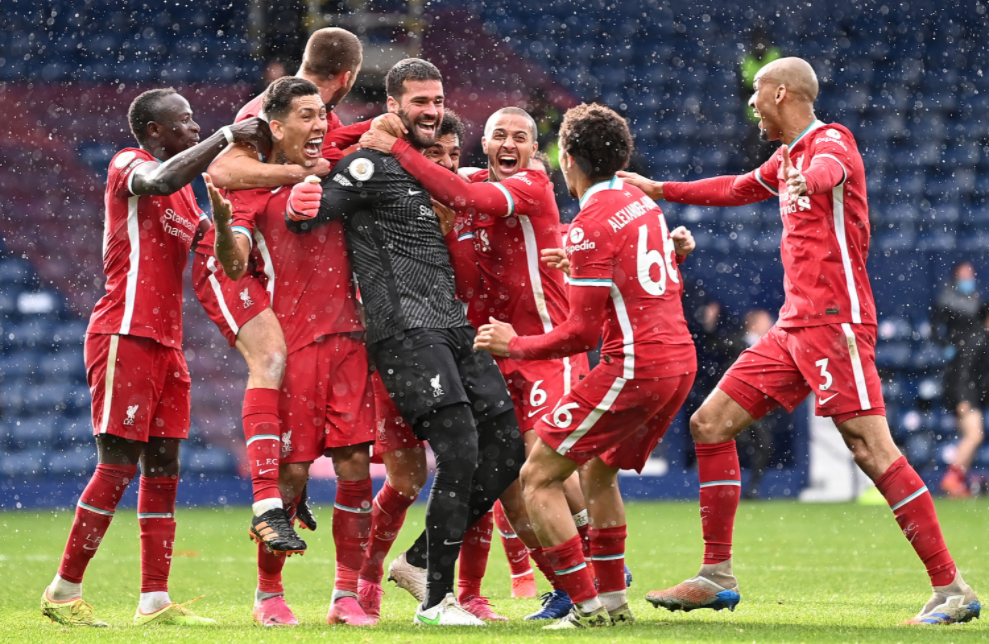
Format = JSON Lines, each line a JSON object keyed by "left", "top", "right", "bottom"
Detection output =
{"left": 85, "top": 333, "right": 190, "bottom": 441}
{"left": 370, "top": 371, "right": 422, "bottom": 464}
{"left": 192, "top": 253, "right": 271, "bottom": 347}
{"left": 278, "top": 334, "right": 376, "bottom": 464}
{"left": 719, "top": 323, "right": 886, "bottom": 423}
{"left": 535, "top": 359, "right": 695, "bottom": 472}
{"left": 498, "top": 353, "right": 590, "bottom": 433}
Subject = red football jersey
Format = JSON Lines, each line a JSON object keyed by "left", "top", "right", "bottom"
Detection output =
{"left": 88, "top": 148, "right": 204, "bottom": 348}
{"left": 461, "top": 169, "right": 570, "bottom": 336}
{"left": 665, "top": 120, "right": 876, "bottom": 328}
{"left": 567, "top": 177, "right": 693, "bottom": 377}
{"left": 227, "top": 187, "right": 362, "bottom": 354}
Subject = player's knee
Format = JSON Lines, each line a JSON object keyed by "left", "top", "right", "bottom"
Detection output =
{"left": 257, "top": 344, "right": 287, "bottom": 386}
{"left": 388, "top": 470, "right": 424, "bottom": 499}
{"left": 689, "top": 409, "right": 717, "bottom": 442}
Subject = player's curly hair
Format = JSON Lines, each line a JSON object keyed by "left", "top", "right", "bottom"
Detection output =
{"left": 558, "top": 103, "right": 634, "bottom": 182}
{"left": 262, "top": 76, "right": 320, "bottom": 121}
{"left": 438, "top": 109, "right": 465, "bottom": 144}
{"left": 128, "top": 87, "right": 178, "bottom": 144}
{"left": 386, "top": 58, "right": 442, "bottom": 101}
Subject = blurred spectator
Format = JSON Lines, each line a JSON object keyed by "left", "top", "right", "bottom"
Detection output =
{"left": 738, "top": 24, "right": 780, "bottom": 167}
{"left": 933, "top": 261, "right": 985, "bottom": 497}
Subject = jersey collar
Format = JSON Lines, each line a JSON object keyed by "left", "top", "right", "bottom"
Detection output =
{"left": 579, "top": 176, "right": 623, "bottom": 209}
{"left": 788, "top": 120, "right": 824, "bottom": 149}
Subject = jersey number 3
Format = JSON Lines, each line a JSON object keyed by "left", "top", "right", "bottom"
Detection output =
{"left": 637, "top": 219, "right": 679, "bottom": 296}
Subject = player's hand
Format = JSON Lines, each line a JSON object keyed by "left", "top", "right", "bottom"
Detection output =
{"left": 781, "top": 145, "right": 807, "bottom": 200}
{"left": 616, "top": 171, "right": 664, "bottom": 200}
{"left": 432, "top": 199, "right": 457, "bottom": 236}
{"left": 229, "top": 117, "right": 272, "bottom": 151}
{"left": 307, "top": 157, "right": 331, "bottom": 177}
{"left": 287, "top": 176, "right": 322, "bottom": 221}
{"left": 372, "top": 113, "right": 408, "bottom": 138}
{"left": 359, "top": 128, "right": 400, "bottom": 155}
{"left": 671, "top": 226, "right": 695, "bottom": 257}
{"left": 203, "top": 173, "right": 232, "bottom": 226}
{"left": 474, "top": 317, "right": 517, "bottom": 357}
{"left": 541, "top": 248, "right": 571, "bottom": 276}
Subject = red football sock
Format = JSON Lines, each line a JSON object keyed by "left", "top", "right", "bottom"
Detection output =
{"left": 575, "top": 514, "right": 594, "bottom": 584}
{"left": 494, "top": 501, "right": 532, "bottom": 578}
{"left": 138, "top": 476, "right": 177, "bottom": 593}
{"left": 57, "top": 463, "right": 137, "bottom": 584}
{"left": 876, "top": 456, "right": 956, "bottom": 587}
{"left": 360, "top": 481, "right": 416, "bottom": 584}
{"left": 589, "top": 525, "right": 626, "bottom": 593}
{"left": 334, "top": 478, "right": 372, "bottom": 594}
{"left": 529, "top": 547, "right": 561, "bottom": 589}
{"left": 542, "top": 536, "right": 596, "bottom": 604}
{"left": 243, "top": 388, "right": 282, "bottom": 504}
{"left": 696, "top": 440, "right": 741, "bottom": 564}
{"left": 458, "top": 510, "right": 493, "bottom": 601}
{"left": 257, "top": 497, "right": 296, "bottom": 594}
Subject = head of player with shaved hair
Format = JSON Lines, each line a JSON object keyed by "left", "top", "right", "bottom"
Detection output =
{"left": 748, "top": 57, "right": 820, "bottom": 145}
{"left": 299, "top": 27, "right": 363, "bottom": 109}
{"left": 422, "top": 109, "right": 464, "bottom": 172}
{"left": 557, "top": 103, "right": 634, "bottom": 198}
{"left": 385, "top": 58, "right": 444, "bottom": 150}
{"left": 262, "top": 76, "right": 327, "bottom": 168}
{"left": 128, "top": 87, "right": 202, "bottom": 161}
{"left": 482, "top": 106, "right": 538, "bottom": 181}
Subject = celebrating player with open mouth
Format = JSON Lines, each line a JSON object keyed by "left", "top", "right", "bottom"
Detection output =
{"left": 41, "top": 88, "right": 268, "bottom": 627}
{"left": 207, "top": 76, "right": 378, "bottom": 627}
{"left": 475, "top": 103, "right": 698, "bottom": 629}
{"left": 619, "top": 56, "right": 981, "bottom": 626}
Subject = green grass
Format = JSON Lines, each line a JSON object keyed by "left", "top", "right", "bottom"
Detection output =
{"left": 1, "top": 499, "right": 987, "bottom": 643}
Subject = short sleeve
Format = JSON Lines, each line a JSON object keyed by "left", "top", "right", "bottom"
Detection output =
{"left": 498, "top": 170, "right": 551, "bottom": 217}
{"left": 107, "top": 149, "right": 157, "bottom": 198}
{"left": 228, "top": 190, "right": 266, "bottom": 239}
{"left": 566, "top": 217, "right": 615, "bottom": 287}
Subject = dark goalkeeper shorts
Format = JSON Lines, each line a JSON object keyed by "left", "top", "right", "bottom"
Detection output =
{"left": 369, "top": 326, "right": 513, "bottom": 431}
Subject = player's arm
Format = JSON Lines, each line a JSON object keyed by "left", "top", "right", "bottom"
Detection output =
{"left": 475, "top": 283, "right": 609, "bottom": 359}
{"left": 130, "top": 118, "right": 272, "bottom": 196}
{"left": 359, "top": 133, "right": 512, "bottom": 216}
{"left": 618, "top": 162, "right": 777, "bottom": 207}
{"left": 284, "top": 152, "right": 381, "bottom": 233}
{"left": 779, "top": 143, "right": 848, "bottom": 200}
{"left": 204, "top": 174, "right": 251, "bottom": 280}
{"left": 207, "top": 142, "right": 331, "bottom": 191}
{"left": 322, "top": 114, "right": 405, "bottom": 167}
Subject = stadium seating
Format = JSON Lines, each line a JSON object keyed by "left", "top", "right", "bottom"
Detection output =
{"left": 1, "top": 0, "right": 987, "bottom": 487}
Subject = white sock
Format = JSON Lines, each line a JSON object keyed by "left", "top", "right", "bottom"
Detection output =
{"left": 599, "top": 589, "right": 627, "bottom": 611}
{"left": 256, "top": 588, "right": 284, "bottom": 604}
{"left": 49, "top": 574, "right": 82, "bottom": 601}
{"left": 577, "top": 595, "right": 603, "bottom": 613}
{"left": 138, "top": 591, "right": 172, "bottom": 613}
{"left": 253, "top": 497, "right": 283, "bottom": 517}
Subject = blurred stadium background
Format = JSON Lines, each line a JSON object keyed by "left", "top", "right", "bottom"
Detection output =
{"left": 1, "top": 0, "right": 987, "bottom": 507}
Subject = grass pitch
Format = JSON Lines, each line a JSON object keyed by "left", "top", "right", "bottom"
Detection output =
{"left": 0, "top": 499, "right": 986, "bottom": 643}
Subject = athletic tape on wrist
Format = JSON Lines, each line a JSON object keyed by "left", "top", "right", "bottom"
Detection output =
{"left": 221, "top": 126, "right": 234, "bottom": 145}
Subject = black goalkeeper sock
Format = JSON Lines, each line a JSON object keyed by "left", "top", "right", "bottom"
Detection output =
{"left": 412, "top": 403, "right": 478, "bottom": 609}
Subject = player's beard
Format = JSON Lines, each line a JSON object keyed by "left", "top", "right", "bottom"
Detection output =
{"left": 398, "top": 108, "right": 438, "bottom": 150}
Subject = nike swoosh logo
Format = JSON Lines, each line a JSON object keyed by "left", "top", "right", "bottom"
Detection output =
{"left": 443, "top": 539, "right": 463, "bottom": 546}
{"left": 82, "top": 545, "right": 99, "bottom": 551}
{"left": 527, "top": 406, "right": 548, "bottom": 418}
{"left": 417, "top": 613, "right": 441, "bottom": 625}
{"left": 259, "top": 468, "right": 277, "bottom": 475}
{"left": 409, "top": 189, "right": 421, "bottom": 196}
{"left": 818, "top": 393, "right": 839, "bottom": 405}
{"left": 480, "top": 538, "right": 491, "bottom": 544}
